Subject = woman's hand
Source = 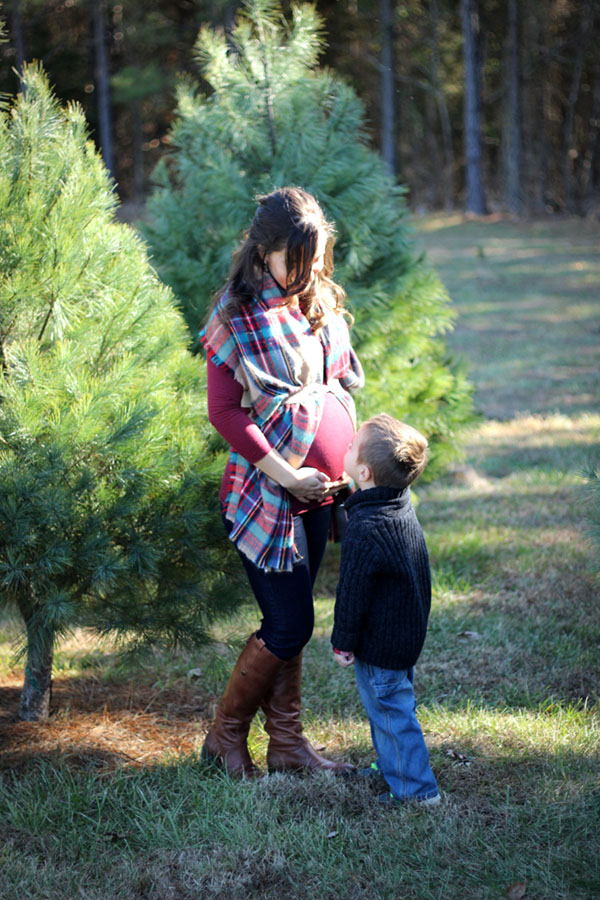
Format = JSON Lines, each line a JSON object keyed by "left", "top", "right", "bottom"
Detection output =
{"left": 284, "top": 466, "right": 329, "bottom": 503}
{"left": 255, "top": 449, "right": 329, "bottom": 502}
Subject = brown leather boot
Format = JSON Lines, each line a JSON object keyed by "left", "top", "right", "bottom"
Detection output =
{"left": 261, "top": 651, "right": 354, "bottom": 774}
{"left": 202, "top": 633, "right": 283, "bottom": 778}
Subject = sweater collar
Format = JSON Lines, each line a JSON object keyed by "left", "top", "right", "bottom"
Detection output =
{"left": 344, "top": 485, "right": 411, "bottom": 514}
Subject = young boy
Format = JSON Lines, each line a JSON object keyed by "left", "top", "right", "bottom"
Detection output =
{"left": 331, "top": 413, "right": 440, "bottom": 806}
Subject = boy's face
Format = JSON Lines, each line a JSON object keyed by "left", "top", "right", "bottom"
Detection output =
{"left": 343, "top": 425, "right": 368, "bottom": 485}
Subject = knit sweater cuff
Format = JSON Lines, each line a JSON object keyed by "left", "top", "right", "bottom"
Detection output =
{"left": 331, "top": 628, "right": 359, "bottom": 651}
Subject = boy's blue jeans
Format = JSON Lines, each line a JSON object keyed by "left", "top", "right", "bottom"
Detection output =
{"left": 354, "top": 660, "right": 439, "bottom": 802}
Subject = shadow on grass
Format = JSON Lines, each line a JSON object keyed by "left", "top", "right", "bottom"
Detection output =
{"left": 0, "top": 741, "right": 598, "bottom": 900}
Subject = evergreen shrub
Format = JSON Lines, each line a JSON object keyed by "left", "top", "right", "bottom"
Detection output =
{"left": 586, "top": 470, "right": 600, "bottom": 571}
{"left": 0, "top": 65, "right": 245, "bottom": 720}
{"left": 144, "top": 0, "right": 474, "bottom": 476}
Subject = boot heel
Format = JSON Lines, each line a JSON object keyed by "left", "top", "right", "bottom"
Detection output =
{"left": 200, "top": 743, "right": 222, "bottom": 767}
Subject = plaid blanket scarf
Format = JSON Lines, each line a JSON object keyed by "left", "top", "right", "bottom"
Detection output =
{"left": 200, "top": 277, "right": 364, "bottom": 571}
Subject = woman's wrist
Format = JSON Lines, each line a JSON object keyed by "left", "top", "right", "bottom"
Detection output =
{"left": 255, "top": 450, "right": 329, "bottom": 502}
{"left": 255, "top": 448, "right": 298, "bottom": 489}
{"left": 276, "top": 466, "right": 299, "bottom": 492}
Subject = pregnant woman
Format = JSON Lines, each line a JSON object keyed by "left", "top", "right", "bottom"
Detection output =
{"left": 200, "top": 186, "right": 364, "bottom": 777}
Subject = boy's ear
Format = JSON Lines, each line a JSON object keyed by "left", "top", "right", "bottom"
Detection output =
{"left": 357, "top": 462, "right": 372, "bottom": 486}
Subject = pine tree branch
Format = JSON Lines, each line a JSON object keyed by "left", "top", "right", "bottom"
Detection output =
{"left": 255, "top": 10, "right": 277, "bottom": 157}
{"left": 37, "top": 298, "right": 55, "bottom": 343}
{"left": 92, "top": 283, "right": 143, "bottom": 370}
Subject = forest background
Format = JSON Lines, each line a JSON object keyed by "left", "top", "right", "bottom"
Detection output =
{"left": 3, "top": 0, "right": 600, "bottom": 218}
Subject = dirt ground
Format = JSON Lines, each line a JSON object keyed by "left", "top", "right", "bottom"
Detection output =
{"left": 0, "top": 671, "right": 214, "bottom": 771}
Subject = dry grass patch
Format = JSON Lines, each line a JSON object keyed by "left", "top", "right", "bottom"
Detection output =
{"left": 0, "top": 674, "right": 213, "bottom": 771}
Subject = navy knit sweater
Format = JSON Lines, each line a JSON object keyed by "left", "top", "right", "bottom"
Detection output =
{"left": 331, "top": 485, "right": 431, "bottom": 670}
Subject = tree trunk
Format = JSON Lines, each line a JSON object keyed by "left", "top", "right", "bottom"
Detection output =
{"left": 431, "top": 0, "right": 454, "bottom": 211}
{"left": 425, "top": 88, "right": 441, "bottom": 207}
{"left": 582, "top": 62, "right": 600, "bottom": 213}
{"left": 380, "top": 0, "right": 396, "bottom": 176}
{"left": 564, "top": 0, "right": 593, "bottom": 212}
{"left": 224, "top": 0, "right": 237, "bottom": 42}
{"left": 92, "top": 0, "right": 115, "bottom": 179}
{"left": 17, "top": 592, "right": 54, "bottom": 722}
{"left": 460, "top": 0, "right": 487, "bottom": 214}
{"left": 11, "top": 0, "right": 26, "bottom": 87}
{"left": 133, "top": 102, "right": 144, "bottom": 203}
{"left": 522, "top": 5, "right": 547, "bottom": 215}
{"left": 505, "top": 0, "right": 522, "bottom": 215}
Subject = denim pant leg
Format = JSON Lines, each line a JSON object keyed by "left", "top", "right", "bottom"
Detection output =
{"left": 354, "top": 660, "right": 439, "bottom": 801}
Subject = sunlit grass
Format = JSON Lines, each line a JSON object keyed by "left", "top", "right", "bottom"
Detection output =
{"left": 416, "top": 217, "right": 600, "bottom": 421}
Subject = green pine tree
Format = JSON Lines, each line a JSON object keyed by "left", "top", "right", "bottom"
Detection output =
{"left": 0, "top": 64, "right": 246, "bottom": 721}
{"left": 586, "top": 469, "right": 600, "bottom": 572}
{"left": 143, "top": 0, "right": 474, "bottom": 476}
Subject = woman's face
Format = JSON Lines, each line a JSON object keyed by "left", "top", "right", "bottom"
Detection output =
{"left": 265, "top": 228, "right": 327, "bottom": 291}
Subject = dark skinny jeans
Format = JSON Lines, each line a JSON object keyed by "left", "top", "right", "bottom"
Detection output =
{"left": 224, "top": 504, "right": 332, "bottom": 660}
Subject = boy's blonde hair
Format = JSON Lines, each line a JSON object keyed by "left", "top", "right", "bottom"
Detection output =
{"left": 358, "top": 413, "right": 428, "bottom": 489}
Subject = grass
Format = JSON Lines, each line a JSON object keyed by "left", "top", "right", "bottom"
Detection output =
{"left": 1, "top": 215, "right": 599, "bottom": 899}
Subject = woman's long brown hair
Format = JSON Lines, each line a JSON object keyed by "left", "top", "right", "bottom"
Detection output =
{"left": 213, "top": 186, "right": 347, "bottom": 333}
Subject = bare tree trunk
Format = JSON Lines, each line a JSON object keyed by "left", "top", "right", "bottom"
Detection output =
{"left": 132, "top": 102, "right": 144, "bottom": 203}
{"left": 431, "top": 0, "right": 454, "bottom": 211}
{"left": 436, "top": 93, "right": 455, "bottom": 211}
{"left": 17, "top": 591, "right": 54, "bottom": 722}
{"left": 582, "top": 63, "right": 600, "bottom": 213}
{"left": 425, "top": 89, "right": 441, "bottom": 207}
{"left": 522, "top": 5, "right": 546, "bottom": 215}
{"left": 505, "top": 0, "right": 522, "bottom": 215}
{"left": 11, "top": 0, "right": 25, "bottom": 87}
{"left": 224, "top": 0, "right": 237, "bottom": 44}
{"left": 92, "top": 0, "right": 114, "bottom": 179}
{"left": 564, "top": 0, "right": 593, "bottom": 212}
{"left": 460, "top": 0, "right": 487, "bottom": 214}
{"left": 380, "top": 0, "right": 396, "bottom": 175}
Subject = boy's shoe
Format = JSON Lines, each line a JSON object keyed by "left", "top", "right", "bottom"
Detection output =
{"left": 358, "top": 761, "right": 385, "bottom": 780}
{"left": 378, "top": 791, "right": 442, "bottom": 808}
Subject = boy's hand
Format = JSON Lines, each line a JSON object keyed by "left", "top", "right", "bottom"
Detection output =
{"left": 323, "top": 475, "right": 352, "bottom": 498}
{"left": 333, "top": 649, "right": 355, "bottom": 667}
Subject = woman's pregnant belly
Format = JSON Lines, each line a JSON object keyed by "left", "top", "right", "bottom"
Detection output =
{"left": 290, "top": 391, "right": 355, "bottom": 515}
{"left": 303, "top": 391, "right": 355, "bottom": 479}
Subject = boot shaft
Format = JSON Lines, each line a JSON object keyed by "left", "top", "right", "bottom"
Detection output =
{"left": 203, "top": 633, "right": 284, "bottom": 777}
